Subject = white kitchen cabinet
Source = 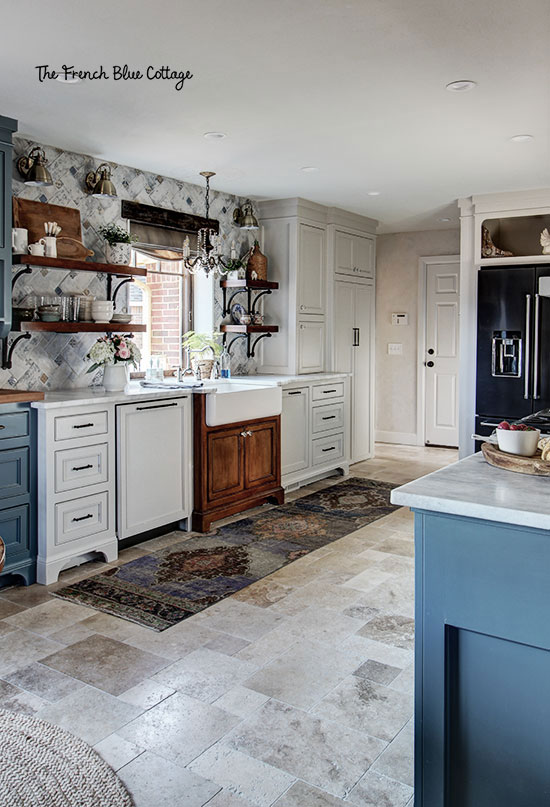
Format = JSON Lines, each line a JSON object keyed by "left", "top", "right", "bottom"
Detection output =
{"left": 334, "top": 280, "right": 374, "bottom": 462}
{"left": 117, "top": 396, "right": 192, "bottom": 540}
{"left": 281, "top": 387, "right": 309, "bottom": 476}
{"left": 334, "top": 229, "right": 375, "bottom": 279}
{"left": 34, "top": 402, "right": 117, "bottom": 585}
{"left": 298, "top": 223, "right": 326, "bottom": 315}
{"left": 297, "top": 320, "right": 325, "bottom": 374}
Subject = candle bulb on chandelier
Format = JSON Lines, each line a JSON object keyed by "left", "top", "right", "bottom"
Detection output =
{"left": 183, "top": 236, "right": 190, "bottom": 258}
{"left": 230, "top": 241, "right": 237, "bottom": 260}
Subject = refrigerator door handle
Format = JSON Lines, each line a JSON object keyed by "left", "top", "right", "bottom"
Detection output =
{"left": 534, "top": 294, "right": 541, "bottom": 399}
{"left": 524, "top": 294, "right": 532, "bottom": 400}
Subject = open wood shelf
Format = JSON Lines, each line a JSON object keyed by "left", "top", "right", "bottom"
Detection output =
{"left": 220, "top": 279, "right": 279, "bottom": 290}
{"left": 19, "top": 322, "right": 146, "bottom": 334}
{"left": 12, "top": 254, "right": 147, "bottom": 278}
{"left": 220, "top": 324, "right": 278, "bottom": 334}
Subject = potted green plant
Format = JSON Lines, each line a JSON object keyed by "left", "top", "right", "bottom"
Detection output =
{"left": 182, "top": 331, "right": 222, "bottom": 379}
{"left": 98, "top": 223, "right": 138, "bottom": 265}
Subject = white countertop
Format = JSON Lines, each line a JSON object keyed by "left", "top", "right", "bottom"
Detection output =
{"left": 391, "top": 453, "right": 550, "bottom": 531}
{"left": 31, "top": 373, "right": 348, "bottom": 410}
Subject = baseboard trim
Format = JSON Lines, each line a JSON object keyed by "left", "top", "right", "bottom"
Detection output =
{"left": 375, "top": 430, "right": 418, "bottom": 446}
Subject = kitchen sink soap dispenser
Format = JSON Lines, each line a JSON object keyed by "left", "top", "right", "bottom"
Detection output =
{"left": 220, "top": 346, "right": 231, "bottom": 379}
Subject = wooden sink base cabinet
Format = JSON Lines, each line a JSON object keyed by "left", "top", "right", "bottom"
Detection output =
{"left": 192, "top": 395, "right": 284, "bottom": 532}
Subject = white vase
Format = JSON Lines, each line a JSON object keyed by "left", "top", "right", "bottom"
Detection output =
{"left": 102, "top": 363, "right": 128, "bottom": 392}
{"left": 105, "top": 242, "right": 131, "bottom": 265}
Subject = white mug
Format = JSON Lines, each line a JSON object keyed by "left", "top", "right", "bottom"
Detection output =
{"left": 28, "top": 242, "right": 46, "bottom": 256}
{"left": 41, "top": 236, "right": 57, "bottom": 258}
{"left": 12, "top": 228, "right": 28, "bottom": 254}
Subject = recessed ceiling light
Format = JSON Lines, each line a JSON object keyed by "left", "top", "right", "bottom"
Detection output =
{"left": 438, "top": 217, "right": 451, "bottom": 222}
{"left": 367, "top": 191, "right": 380, "bottom": 196}
{"left": 55, "top": 71, "right": 81, "bottom": 84}
{"left": 300, "top": 166, "right": 319, "bottom": 172}
{"left": 510, "top": 134, "right": 534, "bottom": 142}
{"left": 203, "top": 132, "right": 226, "bottom": 139}
{"left": 446, "top": 80, "right": 477, "bottom": 92}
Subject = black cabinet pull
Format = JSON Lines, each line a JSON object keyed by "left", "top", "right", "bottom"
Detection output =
{"left": 0, "top": 425, "right": 5, "bottom": 430}
{"left": 72, "top": 464, "right": 94, "bottom": 472}
{"left": 322, "top": 389, "right": 337, "bottom": 394}
{"left": 352, "top": 327, "right": 360, "bottom": 347}
{"left": 73, "top": 423, "right": 95, "bottom": 429}
{"left": 322, "top": 446, "right": 336, "bottom": 452}
{"left": 322, "top": 415, "right": 336, "bottom": 420}
{"left": 136, "top": 402, "right": 179, "bottom": 411}
{"left": 72, "top": 513, "right": 94, "bottom": 522}
{"left": 287, "top": 391, "right": 302, "bottom": 396}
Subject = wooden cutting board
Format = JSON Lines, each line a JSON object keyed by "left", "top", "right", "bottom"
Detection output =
{"left": 481, "top": 441, "right": 550, "bottom": 476}
{"left": 55, "top": 236, "right": 94, "bottom": 260}
{"left": 13, "top": 198, "right": 82, "bottom": 245}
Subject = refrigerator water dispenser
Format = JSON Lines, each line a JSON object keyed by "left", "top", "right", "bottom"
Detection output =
{"left": 492, "top": 331, "right": 522, "bottom": 377}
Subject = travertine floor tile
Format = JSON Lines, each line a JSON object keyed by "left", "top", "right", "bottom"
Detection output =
{"left": 0, "top": 585, "right": 52, "bottom": 608}
{"left": 152, "top": 648, "right": 258, "bottom": 703}
{"left": 346, "top": 770, "right": 413, "bottom": 806}
{"left": 0, "top": 629, "right": 63, "bottom": 676}
{"left": 274, "top": 781, "right": 347, "bottom": 805}
{"left": 213, "top": 685, "right": 270, "bottom": 719}
{"left": 117, "top": 691, "right": 240, "bottom": 765}
{"left": 188, "top": 745, "right": 295, "bottom": 806}
{"left": 224, "top": 699, "right": 386, "bottom": 798}
{"left": 357, "top": 615, "right": 415, "bottom": 650}
{"left": 204, "top": 632, "right": 251, "bottom": 656}
{"left": 193, "top": 600, "right": 286, "bottom": 641}
{"left": 3, "top": 599, "right": 90, "bottom": 636}
{"left": 118, "top": 678, "right": 175, "bottom": 709}
{"left": 4, "top": 661, "right": 85, "bottom": 701}
{"left": 354, "top": 658, "right": 401, "bottom": 685}
{"left": 123, "top": 620, "right": 220, "bottom": 660}
{"left": 38, "top": 685, "right": 141, "bottom": 745}
{"left": 371, "top": 720, "right": 414, "bottom": 787}
{"left": 94, "top": 733, "right": 144, "bottom": 771}
{"left": 41, "top": 634, "right": 170, "bottom": 695}
{"left": 0, "top": 599, "right": 26, "bottom": 619}
{"left": 118, "top": 750, "right": 220, "bottom": 807}
{"left": 0, "top": 679, "right": 45, "bottom": 715}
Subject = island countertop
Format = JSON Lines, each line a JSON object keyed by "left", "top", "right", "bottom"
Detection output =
{"left": 391, "top": 453, "right": 550, "bottom": 531}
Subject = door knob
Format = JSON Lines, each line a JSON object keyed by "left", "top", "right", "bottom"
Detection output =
{"left": 425, "top": 361, "right": 434, "bottom": 368}
{"left": 427, "top": 348, "right": 435, "bottom": 355}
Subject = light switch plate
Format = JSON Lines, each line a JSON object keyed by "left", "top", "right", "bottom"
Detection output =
{"left": 539, "top": 276, "right": 550, "bottom": 297}
{"left": 388, "top": 343, "right": 403, "bottom": 355}
{"left": 392, "top": 313, "right": 409, "bottom": 326}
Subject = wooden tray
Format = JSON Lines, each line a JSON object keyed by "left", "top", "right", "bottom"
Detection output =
{"left": 481, "top": 442, "right": 550, "bottom": 476}
{"left": 13, "top": 198, "right": 82, "bottom": 245}
{"left": 56, "top": 236, "right": 94, "bottom": 260}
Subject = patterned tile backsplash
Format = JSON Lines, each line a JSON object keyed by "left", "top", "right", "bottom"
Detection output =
{"left": 4, "top": 137, "right": 258, "bottom": 390}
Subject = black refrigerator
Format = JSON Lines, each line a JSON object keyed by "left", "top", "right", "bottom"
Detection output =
{"left": 476, "top": 265, "right": 550, "bottom": 438}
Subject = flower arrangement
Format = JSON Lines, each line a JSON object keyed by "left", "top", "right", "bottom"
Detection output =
{"left": 87, "top": 334, "right": 141, "bottom": 373}
{"left": 98, "top": 223, "right": 138, "bottom": 246}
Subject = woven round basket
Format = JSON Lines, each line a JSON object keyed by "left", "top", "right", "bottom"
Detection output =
{"left": 192, "top": 358, "right": 215, "bottom": 380}
{"left": 0, "top": 537, "right": 5, "bottom": 573}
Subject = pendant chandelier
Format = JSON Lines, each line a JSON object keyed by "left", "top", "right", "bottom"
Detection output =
{"left": 182, "top": 171, "right": 230, "bottom": 278}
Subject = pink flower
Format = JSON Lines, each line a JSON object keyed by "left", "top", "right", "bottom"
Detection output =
{"left": 118, "top": 345, "right": 131, "bottom": 360}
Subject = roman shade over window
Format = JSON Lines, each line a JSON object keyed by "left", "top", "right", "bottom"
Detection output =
{"left": 129, "top": 222, "right": 196, "bottom": 262}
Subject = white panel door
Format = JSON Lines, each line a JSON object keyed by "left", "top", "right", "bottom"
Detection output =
{"left": 298, "top": 223, "right": 326, "bottom": 315}
{"left": 333, "top": 281, "right": 355, "bottom": 374}
{"left": 354, "top": 235, "right": 375, "bottom": 279}
{"left": 117, "top": 397, "right": 191, "bottom": 539}
{"left": 335, "top": 231, "right": 355, "bottom": 277}
{"left": 425, "top": 262, "right": 460, "bottom": 447}
{"left": 298, "top": 320, "right": 325, "bottom": 373}
{"left": 281, "top": 387, "right": 310, "bottom": 476}
{"left": 352, "top": 284, "right": 374, "bottom": 461}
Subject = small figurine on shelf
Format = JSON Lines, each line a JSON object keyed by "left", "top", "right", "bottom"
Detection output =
{"left": 481, "top": 226, "right": 513, "bottom": 258}
{"left": 540, "top": 228, "right": 550, "bottom": 255}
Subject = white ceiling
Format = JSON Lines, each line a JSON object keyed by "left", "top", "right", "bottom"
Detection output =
{"left": 3, "top": 0, "right": 549, "bottom": 232}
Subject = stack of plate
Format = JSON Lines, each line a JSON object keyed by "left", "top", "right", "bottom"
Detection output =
{"left": 111, "top": 313, "right": 132, "bottom": 324}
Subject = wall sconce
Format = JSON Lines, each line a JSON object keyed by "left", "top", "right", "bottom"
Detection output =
{"left": 85, "top": 163, "right": 117, "bottom": 197}
{"left": 233, "top": 200, "right": 259, "bottom": 230}
{"left": 16, "top": 146, "right": 53, "bottom": 186}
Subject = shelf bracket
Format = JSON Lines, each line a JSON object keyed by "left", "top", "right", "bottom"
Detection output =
{"left": 250, "top": 289, "right": 272, "bottom": 315}
{"left": 249, "top": 332, "right": 272, "bottom": 358}
{"left": 107, "top": 275, "right": 134, "bottom": 304}
{"left": 1, "top": 332, "right": 32, "bottom": 370}
{"left": 224, "top": 333, "right": 247, "bottom": 356}
{"left": 12, "top": 266, "right": 32, "bottom": 289}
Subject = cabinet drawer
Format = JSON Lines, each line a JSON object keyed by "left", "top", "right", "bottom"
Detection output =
{"left": 54, "top": 443, "right": 109, "bottom": 493}
{"left": 312, "top": 381, "right": 345, "bottom": 401}
{"left": 312, "top": 433, "right": 345, "bottom": 466}
{"left": 0, "top": 411, "right": 29, "bottom": 441}
{"left": 54, "top": 410, "right": 109, "bottom": 442}
{"left": 55, "top": 492, "right": 109, "bottom": 546}
{"left": 312, "top": 403, "right": 345, "bottom": 434}
{"left": 0, "top": 504, "right": 29, "bottom": 561}
{"left": 0, "top": 447, "right": 29, "bottom": 499}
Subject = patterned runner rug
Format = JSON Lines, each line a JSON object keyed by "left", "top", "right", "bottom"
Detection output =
{"left": 54, "top": 477, "right": 397, "bottom": 631}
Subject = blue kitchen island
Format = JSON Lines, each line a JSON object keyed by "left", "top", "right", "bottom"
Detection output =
{"left": 391, "top": 453, "right": 550, "bottom": 807}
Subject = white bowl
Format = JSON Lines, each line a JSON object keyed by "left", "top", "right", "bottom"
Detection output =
{"left": 496, "top": 428, "right": 540, "bottom": 456}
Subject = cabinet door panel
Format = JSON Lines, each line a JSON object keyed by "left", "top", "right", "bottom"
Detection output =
{"left": 354, "top": 235, "right": 375, "bottom": 278}
{"left": 298, "top": 321, "right": 325, "bottom": 373}
{"left": 298, "top": 224, "right": 326, "bottom": 315}
{"left": 0, "top": 504, "right": 29, "bottom": 562}
{"left": 282, "top": 388, "right": 309, "bottom": 475}
{"left": 245, "top": 421, "right": 279, "bottom": 489}
{"left": 352, "top": 284, "right": 374, "bottom": 461}
{"left": 334, "top": 282, "right": 355, "bottom": 374}
{"left": 335, "top": 231, "right": 355, "bottom": 276}
{"left": 0, "top": 447, "right": 29, "bottom": 499}
{"left": 207, "top": 429, "right": 244, "bottom": 501}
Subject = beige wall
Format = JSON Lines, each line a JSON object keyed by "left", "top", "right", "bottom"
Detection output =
{"left": 375, "top": 229, "right": 460, "bottom": 444}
